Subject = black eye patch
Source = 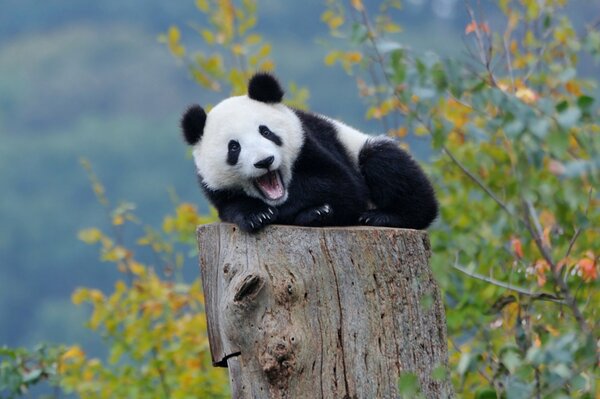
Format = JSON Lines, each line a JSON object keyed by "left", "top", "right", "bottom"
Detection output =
{"left": 258, "top": 125, "right": 283, "bottom": 146}
{"left": 227, "top": 140, "right": 241, "bottom": 165}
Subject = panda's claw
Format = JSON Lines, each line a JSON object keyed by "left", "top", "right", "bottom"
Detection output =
{"left": 294, "top": 204, "right": 333, "bottom": 226}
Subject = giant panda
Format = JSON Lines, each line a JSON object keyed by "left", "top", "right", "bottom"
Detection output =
{"left": 181, "top": 72, "right": 438, "bottom": 233}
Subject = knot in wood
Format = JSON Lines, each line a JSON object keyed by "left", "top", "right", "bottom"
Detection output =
{"left": 260, "top": 336, "right": 295, "bottom": 387}
{"left": 233, "top": 274, "right": 264, "bottom": 303}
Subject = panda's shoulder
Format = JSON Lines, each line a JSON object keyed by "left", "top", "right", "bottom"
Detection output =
{"left": 291, "top": 108, "right": 371, "bottom": 166}
{"left": 291, "top": 108, "right": 338, "bottom": 139}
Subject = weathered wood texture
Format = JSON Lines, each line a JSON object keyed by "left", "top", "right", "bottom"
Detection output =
{"left": 198, "top": 223, "right": 453, "bottom": 399}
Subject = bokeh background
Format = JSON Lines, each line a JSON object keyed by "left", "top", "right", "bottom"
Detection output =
{"left": 0, "top": 0, "right": 597, "bottom": 359}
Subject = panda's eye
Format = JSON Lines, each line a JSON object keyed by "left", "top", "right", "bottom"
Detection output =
{"left": 259, "top": 125, "right": 272, "bottom": 138}
{"left": 258, "top": 125, "right": 282, "bottom": 146}
{"left": 227, "top": 140, "right": 241, "bottom": 166}
{"left": 228, "top": 140, "right": 240, "bottom": 152}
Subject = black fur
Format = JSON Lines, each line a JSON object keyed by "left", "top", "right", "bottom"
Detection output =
{"left": 181, "top": 105, "right": 206, "bottom": 145}
{"left": 202, "top": 110, "right": 370, "bottom": 232}
{"left": 200, "top": 108, "right": 438, "bottom": 232}
{"left": 248, "top": 73, "right": 284, "bottom": 103}
{"left": 188, "top": 72, "right": 438, "bottom": 232}
{"left": 227, "top": 140, "right": 240, "bottom": 166}
{"left": 358, "top": 140, "right": 438, "bottom": 229}
{"left": 259, "top": 125, "right": 282, "bottom": 146}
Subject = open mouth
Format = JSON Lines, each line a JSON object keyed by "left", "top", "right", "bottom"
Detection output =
{"left": 254, "top": 170, "right": 285, "bottom": 201}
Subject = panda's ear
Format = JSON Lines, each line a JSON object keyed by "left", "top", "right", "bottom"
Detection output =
{"left": 181, "top": 105, "right": 206, "bottom": 145}
{"left": 248, "top": 72, "right": 284, "bottom": 103}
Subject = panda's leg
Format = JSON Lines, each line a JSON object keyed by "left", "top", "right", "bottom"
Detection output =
{"left": 293, "top": 204, "right": 333, "bottom": 226}
{"left": 358, "top": 138, "right": 438, "bottom": 229}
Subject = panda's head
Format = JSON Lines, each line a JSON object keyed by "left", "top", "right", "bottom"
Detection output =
{"left": 181, "top": 73, "right": 303, "bottom": 206}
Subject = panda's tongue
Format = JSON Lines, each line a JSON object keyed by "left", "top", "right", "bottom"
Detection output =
{"left": 256, "top": 171, "right": 284, "bottom": 200}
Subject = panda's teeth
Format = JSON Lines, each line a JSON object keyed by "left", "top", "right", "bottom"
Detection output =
{"left": 254, "top": 170, "right": 285, "bottom": 201}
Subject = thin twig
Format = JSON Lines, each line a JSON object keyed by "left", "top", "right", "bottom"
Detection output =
{"left": 152, "top": 347, "right": 171, "bottom": 399}
{"left": 451, "top": 261, "right": 564, "bottom": 303}
{"left": 523, "top": 200, "right": 590, "bottom": 333}
{"left": 565, "top": 187, "right": 593, "bottom": 260}
{"left": 443, "top": 146, "right": 515, "bottom": 218}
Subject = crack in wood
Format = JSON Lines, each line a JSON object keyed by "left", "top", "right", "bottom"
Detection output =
{"left": 320, "top": 233, "right": 351, "bottom": 398}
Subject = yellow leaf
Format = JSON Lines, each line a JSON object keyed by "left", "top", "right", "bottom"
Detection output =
{"left": 328, "top": 15, "right": 344, "bottom": 30}
{"left": 112, "top": 215, "right": 124, "bottom": 226}
{"left": 231, "top": 43, "right": 244, "bottom": 56}
{"left": 260, "top": 60, "right": 275, "bottom": 71}
{"left": 78, "top": 228, "right": 103, "bottom": 244}
{"left": 201, "top": 29, "right": 214, "bottom": 44}
{"left": 351, "top": 0, "right": 364, "bottom": 11}
{"left": 324, "top": 51, "right": 340, "bottom": 66}
{"left": 129, "top": 261, "right": 146, "bottom": 276}
{"left": 195, "top": 0, "right": 209, "bottom": 12}
{"left": 72, "top": 288, "right": 88, "bottom": 305}
{"left": 166, "top": 26, "right": 185, "bottom": 58}
{"left": 62, "top": 346, "right": 85, "bottom": 361}
{"left": 257, "top": 43, "right": 271, "bottom": 58}
{"left": 390, "top": 127, "right": 408, "bottom": 138}
{"left": 345, "top": 51, "right": 362, "bottom": 63}
{"left": 89, "top": 289, "right": 105, "bottom": 303}
{"left": 515, "top": 87, "right": 538, "bottom": 103}
{"left": 245, "top": 33, "right": 261, "bottom": 46}
{"left": 565, "top": 80, "right": 582, "bottom": 96}
{"left": 384, "top": 22, "right": 402, "bottom": 33}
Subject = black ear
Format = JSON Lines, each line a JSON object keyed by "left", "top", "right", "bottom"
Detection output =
{"left": 181, "top": 105, "right": 206, "bottom": 145}
{"left": 248, "top": 72, "right": 284, "bottom": 103}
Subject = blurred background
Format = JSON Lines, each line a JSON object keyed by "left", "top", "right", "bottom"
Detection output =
{"left": 0, "top": 0, "right": 596, "bottom": 357}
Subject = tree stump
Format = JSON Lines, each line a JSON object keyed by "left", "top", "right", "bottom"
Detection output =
{"left": 197, "top": 223, "right": 453, "bottom": 399}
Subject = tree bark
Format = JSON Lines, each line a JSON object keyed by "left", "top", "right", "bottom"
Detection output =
{"left": 197, "top": 223, "right": 453, "bottom": 399}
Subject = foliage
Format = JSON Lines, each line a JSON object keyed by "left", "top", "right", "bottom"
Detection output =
{"left": 57, "top": 160, "right": 227, "bottom": 398}
{"left": 159, "top": 0, "right": 308, "bottom": 107}
{"left": 0, "top": 344, "right": 63, "bottom": 398}
{"left": 4, "top": 1, "right": 598, "bottom": 398}
{"left": 322, "top": 0, "right": 599, "bottom": 397}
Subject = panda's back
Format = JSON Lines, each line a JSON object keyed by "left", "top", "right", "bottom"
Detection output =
{"left": 292, "top": 109, "right": 369, "bottom": 172}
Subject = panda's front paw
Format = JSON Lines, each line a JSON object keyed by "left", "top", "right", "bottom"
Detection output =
{"left": 359, "top": 210, "right": 402, "bottom": 227}
{"left": 239, "top": 207, "right": 278, "bottom": 232}
{"left": 294, "top": 204, "right": 333, "bottom": 226}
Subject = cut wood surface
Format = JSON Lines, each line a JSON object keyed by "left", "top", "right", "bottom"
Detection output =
{"left": 197, "top": 223, "right": 453, "bottom": 399}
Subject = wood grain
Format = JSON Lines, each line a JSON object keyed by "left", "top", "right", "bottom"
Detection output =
{"left": 198, "top": 223, "right": 453, "bottom": 399}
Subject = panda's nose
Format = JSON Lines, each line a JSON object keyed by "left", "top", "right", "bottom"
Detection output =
{"left": 254, "top": 156, "right": 274, "bottom": 169}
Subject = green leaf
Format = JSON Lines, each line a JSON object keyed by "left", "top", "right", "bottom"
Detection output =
{"left": 22, "top": 368, "right": 43, "bottom": 383}
{"left": 556, "top": 106, "right": 581, "bottom": 129}
{"left": 351, "top": 22, "right": 368, "bottom": 44}
{"left": 558, "top": 67, "right": 576, "bottom": 82}
{"left": 528, "top": 117, "right": 550, "bottom": 138}
{"left": 377, "top": 40, "right": 403, "bottom": 54}
{"left": 398, "top": 372, "right": 420, "bottom": 396}
{"left": 504, "top": 119, "right": 525, "bottom": 138}
{"left": 501, "top": 350, "right": 522, "bottom": 373}
{"left": 390, "top": 50, "right": 406, "bottom": 84}
{"left": 562, "top": 159, "right": 600, "bottom": 177}
{"left": 577, "top": 95, "right": 594, "bottom": 109}
{"left": 475, "top": 388, "right": 498, "bottom": 399}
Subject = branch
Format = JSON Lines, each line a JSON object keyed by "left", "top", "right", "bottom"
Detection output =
{"left": 451, "top": 261, "right": 564, "bottom": 304}
{"left": 442, "top": 146, "right": 516, "bottom": 218}
{"left": 523, "top": 200, "right": 590, "bottom": 333}
{"left": 564, "top": 187, "right": 593, "bottom": 261}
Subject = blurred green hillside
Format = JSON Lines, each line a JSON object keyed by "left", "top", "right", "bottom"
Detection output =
{"left": 0, "top": 0, "right": 596, "bottom": 356}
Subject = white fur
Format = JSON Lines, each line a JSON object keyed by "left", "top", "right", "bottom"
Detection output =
{"left": 328, "top": 118, "right": 394, "bottom": 168}
{"left": 192, "top": 95, "right": 304, "bottom": 206}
